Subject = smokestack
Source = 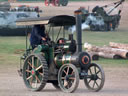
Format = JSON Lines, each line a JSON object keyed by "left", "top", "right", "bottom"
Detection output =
{"left": 74, "top": 10, "right": 82, "bottom": 52}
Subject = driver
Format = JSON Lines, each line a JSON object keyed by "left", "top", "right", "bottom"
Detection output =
{"left": 30, "top": 24, "right": 48, "bottom": 49}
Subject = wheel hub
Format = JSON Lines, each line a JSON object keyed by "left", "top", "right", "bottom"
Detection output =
{"left": 31, "top": 69, "right": 36, "bottom": 75}
{"left": 66, "top": 75, "right": 69, "bottom": 81}
{"left": 91, "top": 74, "right": 98, "bottom": 80}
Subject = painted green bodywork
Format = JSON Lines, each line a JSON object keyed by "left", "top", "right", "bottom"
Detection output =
{"left": 33, "top": 45, "right": 54, "bottom": 64}
{"left": 32, "top": 41, "right": 73, "bottom": 68}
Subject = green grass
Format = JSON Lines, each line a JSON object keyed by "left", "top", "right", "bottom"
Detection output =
{"left": 0, "top": 37, "right": 25, "bottom": 54}
{"left": 84, "top": 31, "right": 128, "bottom": 46}
{"left": 0, "top": 31, "right": 128, "bottom": 67}
{"left": 82, "top": 31, "right": 128, "bottom": 68}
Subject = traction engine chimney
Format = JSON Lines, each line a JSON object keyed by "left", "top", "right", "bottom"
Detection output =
{"left": 74, "top": 10, "right": 82, "bottom": 53}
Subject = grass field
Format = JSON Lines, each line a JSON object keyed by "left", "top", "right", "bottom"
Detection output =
{"left": 0, "top": 30, "right": 128, "bottom": 68}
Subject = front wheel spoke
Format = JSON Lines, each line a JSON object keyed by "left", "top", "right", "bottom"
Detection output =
{"left": 69, "top": 77, "right": 75, "bottom": 80}
{"left": 27, "top": 75, "right": 32, "bottom": 80}
{"left": 89, "top": 69, "right": 92, "bottom": 75}
{"left": 61, "top": 77, "right": 65, "bottom": 80}
{"left": 95, "top": 80, "right": 99, "bottom": 87}
{"left": 70, "top": 71, "right": 74, "bottom": 75}
{"left": 67, "top": 82, "right": 70, "bottom": 89}
{"left": 98, "top": 77, "right": 102, "bottom": 80}
{"left": 96, "top": 70, "right": 100, "bottom": 75}
{"left": 66, "top": 66, "right": 70, "bottom": 75}
{"left": 36, "top": 65, "right": 43, "bottom": 71}
{"left": 94, "top": 66, "right": 97, "bottom": 74}
{"left": 64, "top": 81, "right": 68, "bottom": 87}
{"left": 93, "top": 81, "right": 95, "bottom": 88}
{"left": 63, "top": 70, "right": 67, "bottom": 75}
{"left": 88, "top": 79, "right": 92, "bottom": 84}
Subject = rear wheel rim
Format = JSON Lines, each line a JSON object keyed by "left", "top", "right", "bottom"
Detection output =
{"left": 23, "top": 54, "right": 48, "bottom": 91}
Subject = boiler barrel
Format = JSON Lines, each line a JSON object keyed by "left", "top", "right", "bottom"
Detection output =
{"left": 54, "top": 52, "right": 91, "bottom": 68}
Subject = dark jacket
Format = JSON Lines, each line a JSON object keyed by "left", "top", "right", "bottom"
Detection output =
{"left": 30, "top": 25, "right": 46, "bottom": 47}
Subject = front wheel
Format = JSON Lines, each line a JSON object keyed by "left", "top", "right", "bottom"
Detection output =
{"left": 58, "top": 64, "right": 79, "bottom": 93}
{"left": 84, "top": 63, "right": 105, "bottom": 92}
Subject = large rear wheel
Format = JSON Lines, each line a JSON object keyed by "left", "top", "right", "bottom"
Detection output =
{"left": 84, "top": 63, "right": 105, "bottom": 92}
{"left": 58, "top": 64, "right": 79, "bottom": 93}
{"left": 23, "top": 54, "right": 48, "bottom": 91}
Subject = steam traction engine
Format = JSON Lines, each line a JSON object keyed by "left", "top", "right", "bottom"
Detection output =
{"left": 17, "top": 11, "right": 105, "bottom": 93}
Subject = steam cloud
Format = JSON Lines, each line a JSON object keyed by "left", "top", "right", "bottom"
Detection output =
{"left": 68, "top": 14, "right": 105, "bottom": 33}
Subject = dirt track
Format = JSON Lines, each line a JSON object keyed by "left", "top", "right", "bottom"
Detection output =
{"left": 0, "top": 67, "right": 128, "bottom": 96}
{"left": 0, "top": 1, "right": 128, "bottom": 96}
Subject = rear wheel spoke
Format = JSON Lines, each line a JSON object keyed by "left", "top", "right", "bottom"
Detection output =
{"left": 28, "top": 61, "right": 32, "bottom": 68}
{"left": 26, "top": 70, "right": 31, "bottom": 73}
{"left": 29, "top": 77, "right": 33, "bottom": 86}
{"left": 35, "top": 75, "right": 41, "bottom": 83}
{"left": 38, "top": 72, "right": 43, "bottom": 76}
{"left": 27, "top": 75, "right": 32, "bottom": 80}
{"left": 37, "top": 59, "right": 39, "bottom": 68}
{"left": 32, "top": 56, "right": 34, "bottom": 68}
{"left": 36, "top": 65, "right": 43, "bottom": 71}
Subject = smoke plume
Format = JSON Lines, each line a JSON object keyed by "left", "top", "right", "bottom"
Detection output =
{"left": 68, "top": 14, "right": 105, "bottom": 33}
